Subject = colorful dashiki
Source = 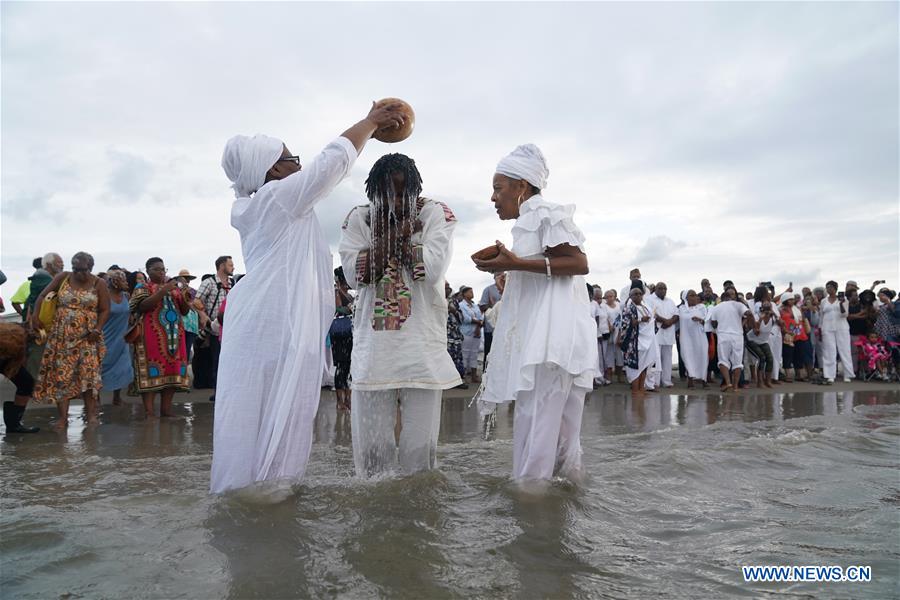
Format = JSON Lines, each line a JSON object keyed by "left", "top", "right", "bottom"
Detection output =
{"left": 128, "top": 282, "right": 190, "bottom": 393}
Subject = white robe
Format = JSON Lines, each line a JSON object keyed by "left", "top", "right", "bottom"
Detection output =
{"left": 210, "top": 137, "right": 357, "bottom": 495}
{"left": 481, "top": 196, "right": 598, "bottom": 406}
{"left": 338, "top": 198, "right": 461, "bottom": 390}
{"left": 678, "top": 304, "right": 709, "bottom": 380}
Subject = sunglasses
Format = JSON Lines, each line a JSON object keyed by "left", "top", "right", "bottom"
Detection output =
{"left": 277, "top": 155, "right": 301, "bottom": 166}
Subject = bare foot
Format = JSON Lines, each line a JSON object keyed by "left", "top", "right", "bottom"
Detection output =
{"left": 144, "top": 412, "right": 159, "bottom": 421}
{"left": 52, "top": 420, "right": 68, "bottom": 432}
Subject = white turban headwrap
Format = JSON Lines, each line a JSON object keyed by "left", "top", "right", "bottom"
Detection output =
{"left": 495, "top": 143, "right": 549, "bottom": 190}
{"left": 780, "top": 292, "right": 793, "bottom": 304}
{"left": 221, "top": 134, "right": 285, "bottom": 199}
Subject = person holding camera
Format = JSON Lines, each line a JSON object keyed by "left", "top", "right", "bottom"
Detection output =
{"left": 193, "top": 256, "right": 234, "bottom": 400}
{"left": 129, "top": 257, "right": 191, "bottom": 419}
{"left": 819, "top": 280, "right": 854, "bottom": 384}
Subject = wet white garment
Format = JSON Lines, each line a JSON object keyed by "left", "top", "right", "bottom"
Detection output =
{"left": 339, "top": 199, "right": 461, "bottom": 391}
{"left": 678, "top": 304, "right": 708, "bottom": 379}
{"left": 210, "top": 137, "right": 357, "bottom": 495}
{"left": 351, "top": 388, "right": 441, "bottom": 477}
{"left": 512, "top": 364, "right": 584, "bottom": 481}
{"left": 481, "top": 195, "right": 598, "bottom": 405}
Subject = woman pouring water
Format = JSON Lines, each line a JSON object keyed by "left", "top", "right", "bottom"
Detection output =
{"left": 473, "top": 144, "right": 598, "bottom": 482}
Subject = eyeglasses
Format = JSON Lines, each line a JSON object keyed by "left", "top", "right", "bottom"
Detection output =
{"left": 277, "top": 155, "right": 301, "bottom": 166}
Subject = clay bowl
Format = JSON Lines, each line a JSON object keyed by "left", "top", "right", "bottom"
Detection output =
{"left": 471, "top": 244, "right": 501, "bottom": 262}
{"left": 373, "top": 97, "right": 415, "bottom": 143}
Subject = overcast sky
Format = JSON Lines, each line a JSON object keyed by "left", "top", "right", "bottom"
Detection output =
{"left": 2, "top": 2, "right": 897, "bottom": 311}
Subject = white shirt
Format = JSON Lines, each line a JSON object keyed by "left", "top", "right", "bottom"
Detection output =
{"left": 482, "top": 195, "right": 598, "bottom": 404}
{"left": 591, "top": 300, "right": 611, "bottom": 336}
{"left": 649, "top": 295, "right": 677, "bottom": 345}
{"left": 747, "top": 313, "right": 777, "bottom": 343}
{"left": 820, "top": 297, "right": 850, "bottom": 332}
{"left": 339, "top": 198, "right": 461, "bottom": 391}
{"left": 710, "top": 300, "right": 750, "bottom": 337}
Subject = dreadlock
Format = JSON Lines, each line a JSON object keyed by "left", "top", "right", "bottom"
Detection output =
{"left": 364, "top": 154, "right": 425, "bottom": 280}
{"left": 364, "top": 153, "right": 423, "bottom": 203}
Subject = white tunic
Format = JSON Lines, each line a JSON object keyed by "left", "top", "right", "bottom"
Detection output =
{"left": 650, "top": 295, "right": 678, "bottom": 346}
{"left": 338, "top": 199, "right": 461, "bottom": 390}
{"left": 678, "top": 304, "right": 708, "bottom": 379}
{"left": 482, "top": 196, "right": 598, "bottom": 404}
{"left": 820, "top": 297, "right": 850, "bottom": 332}
{"left": 210, "top": 137, "right": 356, "bottom": 495}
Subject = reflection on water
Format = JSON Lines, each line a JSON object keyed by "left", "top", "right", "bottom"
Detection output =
{"left": 1, "top": 388, "right": 898, "bottom": 599}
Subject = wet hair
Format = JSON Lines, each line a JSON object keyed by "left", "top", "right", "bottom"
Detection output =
{"left": 365, "top": 153, "right": 423, "bottom": 203}
{"left": 32, "top": 257, "right": 42, "bottom": 269}
{"left": 215, "top": 255, "right": 232, "bottom": 271}
{"left": 363, "top": 154, "right": 424, "bottom": 281}
{"left": 145, "top": 256, "right": 163, "bottom": 271}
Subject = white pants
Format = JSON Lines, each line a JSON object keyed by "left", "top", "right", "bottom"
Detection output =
{"left": 657, "top": 345, "right": 673, "bottom": 386}
{"left": 821, "top": 329, "right": 855, "bottom": 380}
{"left": 717, "top": 334, "right": 744, "bottom": 370}
{"left": 771, "top": 329, "right": 783, "bottom": 380}
{"left": 513, "top": 365, "right": 586, "bottom": 481}
{"left": 596, "top": 339, "right": 608, "bottom": 380}
{"left": 351, "top": 388, "right": 441, "bottom": 477}
{"left": 462, "top": 335, "right": 481, "bottom": 370}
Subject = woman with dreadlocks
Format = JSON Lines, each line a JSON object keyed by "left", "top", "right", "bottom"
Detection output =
{"left": 473, "top": 144, "right": 598, "bottom": 483}
{"left": 339, "top": 153, "right": 461, "bottom": 477}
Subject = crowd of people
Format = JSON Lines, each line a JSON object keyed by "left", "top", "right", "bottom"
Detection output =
{"left": 2, "top": 101, "right": 897, "bottom": 497}
{"left": 0, "top": 253, "right": 237, "bottom": 432}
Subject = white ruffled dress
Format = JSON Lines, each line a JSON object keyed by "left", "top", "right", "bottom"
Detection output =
{"left": 481, "top": 195, "right": 599, "bottom": 406}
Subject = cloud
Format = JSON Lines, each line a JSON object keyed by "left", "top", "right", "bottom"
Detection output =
{"left": 632, "top": 236, "right": 688, "bottom": 264}
{"left": 106, "top": 149, "right": 155, "bottom": 204}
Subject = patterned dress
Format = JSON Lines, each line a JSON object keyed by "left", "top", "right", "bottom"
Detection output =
{"left": 129, "top": 282, "right": 190, "bottom": 393}
{"left": 34, "top": 280, "right": 106, "bottom": 403}
{"left": 447, "top": 296, "right": 465, "bottom": 377}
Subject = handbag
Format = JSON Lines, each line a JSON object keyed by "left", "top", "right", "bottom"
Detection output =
{"left": 38, "top": 276, "right": 69, "bottom": 330}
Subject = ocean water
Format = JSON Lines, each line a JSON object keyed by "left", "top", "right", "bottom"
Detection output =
{"left": 1, "top": 388, "right": 898, "bottom": 599}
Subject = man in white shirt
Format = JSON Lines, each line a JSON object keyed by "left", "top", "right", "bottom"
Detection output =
{"left": 709, "top": 287, "right": 751, "bottom": 391}
{"left": 648, "top": 282, "right": 678, "bottom": 388}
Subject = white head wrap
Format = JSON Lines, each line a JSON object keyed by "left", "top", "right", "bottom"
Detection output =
{"left": 681, "top": 290, "right": 689, "bottom": 303}
{"left": 780, "top": 292, "right": 793, "bottom": 304}
{"left": 495, "top": 143, "right": 549, "bottom": 190}
{"left": 221, "top": 134, "right": 285, "bottom": 199}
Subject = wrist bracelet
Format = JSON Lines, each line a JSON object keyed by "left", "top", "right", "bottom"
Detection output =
{"left": 544, "top": 256, "right": 552, "bottom": 278}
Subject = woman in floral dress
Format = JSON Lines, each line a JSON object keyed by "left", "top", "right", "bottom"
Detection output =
{"left": 32, "top": 252, "right": 110, "bottom": 430}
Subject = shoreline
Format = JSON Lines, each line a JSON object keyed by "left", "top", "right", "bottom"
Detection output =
{"left": 2, "top": 378, "right": 894, "bottom": 409}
